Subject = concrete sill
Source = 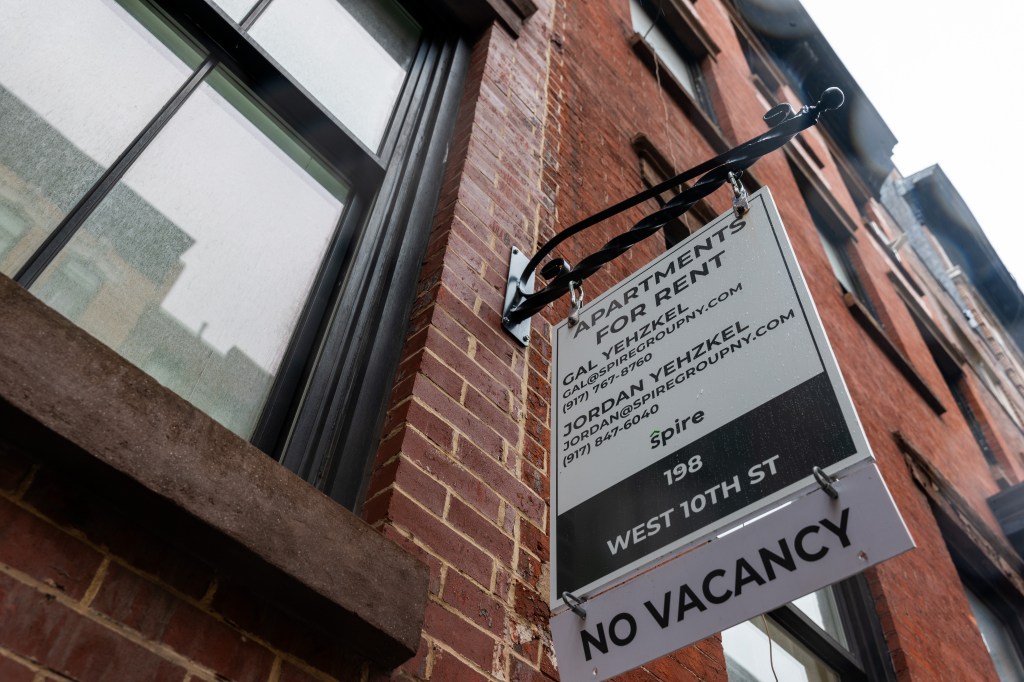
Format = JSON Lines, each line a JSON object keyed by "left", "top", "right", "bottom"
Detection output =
{"left": 0, "top": 275, "right": 427, "bottom": 669}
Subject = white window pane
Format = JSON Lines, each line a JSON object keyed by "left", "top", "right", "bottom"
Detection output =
{"left": 817, "top": 229, "right": 858, "bottom": 295}
{"left": 724, "top": 618, "right": 840, "bottom": 682}
{"left": 0, "top": 0, "right": 203, "bottom": 277}
{"left": 629, "top": 0, "right": 699, "bottom": 100}
{"left": 31, "top": 68, "right": 348, "bottom": 438}
{"left": 250, "top": 0, "right": 420, "bottom": 150}
{"left": 792, "top": 588, "right": 849, "bottom": 648}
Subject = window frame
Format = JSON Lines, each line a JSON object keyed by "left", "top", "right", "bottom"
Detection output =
{"left": 632, "top": 135, "right": 718, "bottom": 249}
{"left": 628, "top": 0, "right": 725, "bottom": 149}
{"left": 725, "top": 577, "right": 896, "bottom": 682}
{"left": 769, "top": 577, "right": 896, "bottom": 682}
{"left": 8, "top": 0, "right": 469, "bottom": 510}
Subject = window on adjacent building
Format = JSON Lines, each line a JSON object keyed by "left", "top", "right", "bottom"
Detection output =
{"left": 0, "top": 0, "right": 463, "bottom": 507}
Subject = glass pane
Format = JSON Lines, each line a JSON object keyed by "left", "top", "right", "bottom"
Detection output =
{"left": 31, "top": 67, "right": 349, "bottom": 438}
{"left": 209, "top": 0, "right": 260, "bottom": 22}
{"left": 0, "top": 0, "right": 203, "bottom": 276}
{"left": 792, "top": 588, "right": 849, "bottom": 649}
{"left": 965, "top": 587, "right": 1024, "bottom": 682}
{"left": 629, "top": 0, "right": 699, "bottom": 100}
{"left": 724, "top": 618, "right": 840, "bottom": 682}
{"left": 250, "top": 0, "right": 421, "bottom": 150}
{"left": 817, "top": 230, "right": 858, "bottom": 296}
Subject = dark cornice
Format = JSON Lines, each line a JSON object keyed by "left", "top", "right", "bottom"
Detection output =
{"left": 731, "top": 0, "right": 897, "bottom": 194}
{"left": 903, "top": 165, "right": 1024, "bottom": 351}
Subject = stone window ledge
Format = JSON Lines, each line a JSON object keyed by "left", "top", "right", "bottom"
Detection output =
{"left": 0, "top": 275, "right": 427, "bottom": 669}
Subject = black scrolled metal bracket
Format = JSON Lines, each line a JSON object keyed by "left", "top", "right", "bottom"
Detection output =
{"left": 501, "top": 87, "right": 845, "bottom": 346}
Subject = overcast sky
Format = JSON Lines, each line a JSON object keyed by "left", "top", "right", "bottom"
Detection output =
{"left": 798, "top": 0, "right": 1024, "bottom": 286}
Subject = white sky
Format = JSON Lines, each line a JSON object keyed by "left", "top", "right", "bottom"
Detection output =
{"left": 798, "top": 0, "right": 1024, "bottom": 287}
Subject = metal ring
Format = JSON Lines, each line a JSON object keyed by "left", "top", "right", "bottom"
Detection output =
{"left": 569, "top": 280, "right": 583, "bottom": 308}
{"left": 812, "top": 466, "right": 839, "bottom": 499}
{"left": 568, "top": 281, "right": 584, "bottom": 327}
{"left": 561, "top": 591, "right": 587, "bottom": 619}
{"left": 729, "top": 171, "right": 749, "bottom": 215}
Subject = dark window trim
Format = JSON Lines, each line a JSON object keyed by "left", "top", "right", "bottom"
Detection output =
{"left": 644, "top": 0, "right": 721, "bottom": 60}
{"left": 793, "top": 134, "right": 826, "bottom": 170}
{"left": 434, "top": 0, "right": 538, "bottom": 37}
{"left": 902, "top": 429, "right": 1024, "bottom": 669}
{"left": 845, "top": 293, "right": 946, "bottom": 415}
{"left": 767, "top": 602, "right": 867, "bottom": 681}
{"left": 170, "top": 5, "right": 470, "bottom": 501}
{"left": 834, "top": 575, "right": 900, "bottom": 682}
{"left": 788, "top": 154, "right": 871, "bottom": 316}
{"left": 743, "top": 572, "right": 897, "bottom": 682}
{"left": 169, "top": 0, "right": 386, "bottom": 186}
{"left": 947, "top": 526, "right": 1024, "bottom": 651}
{"left": 731, "top": 16, "right": 783, "bottom": 95}
{"left": 628, "top": 0, "right": 726, "bottom": 150}
{"left": 899, "top": 429, "right": 1024, "bottom": 677}
{"left": 278, "top": 36, "right": 470, "bottom": 509}
{"left": 888, "top": 273, "right": 966, "bottom": 370}
{"left": 785, "top": 146, "right": 859, "bottom": 239}
{"left": 13, "top": 60, "right": 219, "bottom": 287}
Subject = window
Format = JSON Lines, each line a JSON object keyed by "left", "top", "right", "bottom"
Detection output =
{"left": 725, "top": 613, "right": 840, "bottom": 682}
{"left": 810, "top": 207, "right": 869, "bottom": 310}
{"left": 633, "top": 136, "right": 717, "bottom": 249}
{"left": 629, "top": 0, "right": 718, "bottom": 123}
{"left": 736, "top": 32, "right": 781, "bottom": 104}
{"left": 724, "top": 580, "right": 895, "bottom": 682}
{"left": 964, "top": 584, "right": 1024, "bottom": 681}
{"left": 1, "top": 0, "right": 464, "bottom": 507}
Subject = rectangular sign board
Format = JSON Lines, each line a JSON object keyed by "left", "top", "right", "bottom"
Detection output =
{"left": 550, "top": 461, "right": 915, "bottom": 682}
{"left": 550, "top": 187, "right": 874, "bottom": 605}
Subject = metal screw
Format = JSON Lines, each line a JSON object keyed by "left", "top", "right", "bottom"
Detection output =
{"left": 522, "top": 334, "right": 529, "bottom": 343}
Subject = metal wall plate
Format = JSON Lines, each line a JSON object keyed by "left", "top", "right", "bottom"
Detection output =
{"left": 502, "top": 246, "right": 535, "bottom": 346}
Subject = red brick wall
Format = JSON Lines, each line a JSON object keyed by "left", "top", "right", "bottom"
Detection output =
{"left": 367, "top": 2, "right": 1019, "bottom": 682}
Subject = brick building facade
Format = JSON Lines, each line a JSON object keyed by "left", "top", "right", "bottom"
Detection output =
{"left": 1, "top": 0, "right": 1023, "bottom": 680}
